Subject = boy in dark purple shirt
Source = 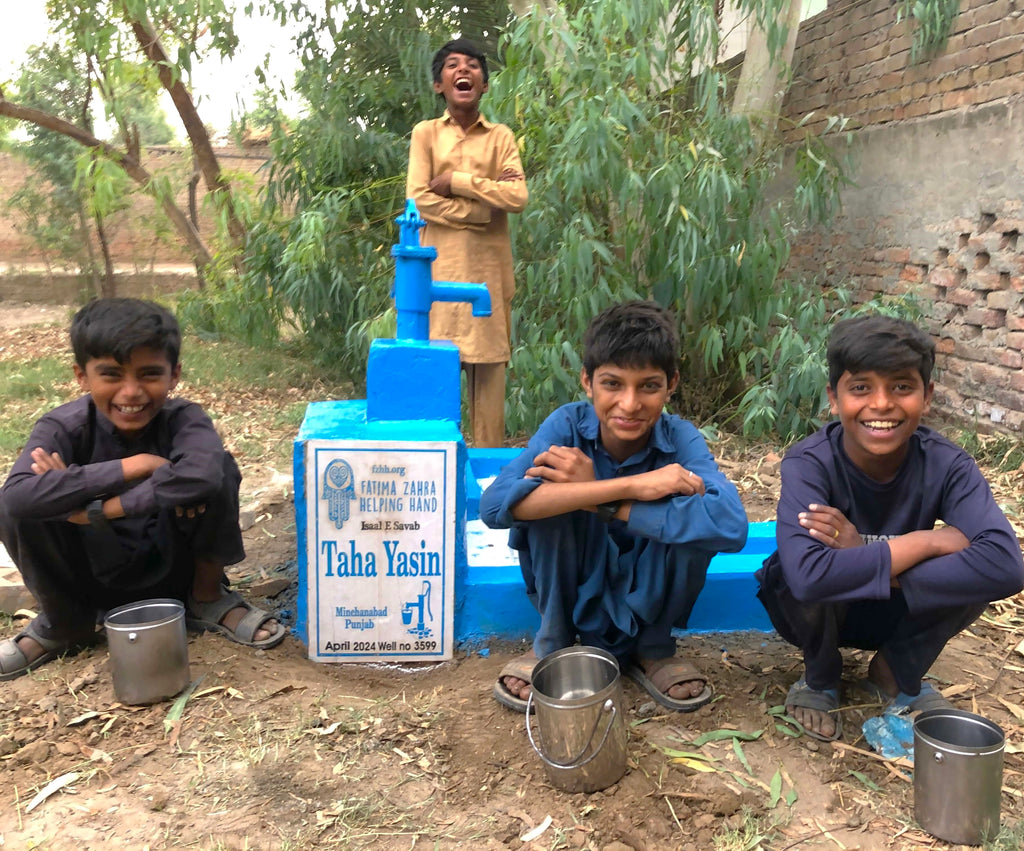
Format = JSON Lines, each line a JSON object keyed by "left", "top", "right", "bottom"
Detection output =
{"left": 0, "top": 298, "right": 284, "bottom": 681}
{"left": 756, "top": 315, "right": 1023, "bottom": 740}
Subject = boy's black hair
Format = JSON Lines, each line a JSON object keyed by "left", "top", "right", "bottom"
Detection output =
{"left": 827, "top": 314, "right": 935, "bottom": 389}
{"left": 431, "top": 38, "right": 489, "bottom": 84}
{"left": 71, "top": 298, "right": 181, "bottom": 368}
{"left": 583, "top": 300, "right": 679, "bottom": 380}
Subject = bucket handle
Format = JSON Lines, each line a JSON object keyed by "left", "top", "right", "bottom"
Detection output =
{"left": 525, "top": 694, "right": 618, "bottom": 771}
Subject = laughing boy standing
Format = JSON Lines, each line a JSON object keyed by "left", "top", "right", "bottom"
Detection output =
{"left": 406, "top": 38, "right": 528, "bottom": 447}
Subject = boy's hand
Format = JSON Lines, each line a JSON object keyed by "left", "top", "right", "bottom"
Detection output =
{"left": 428, "top": 171, "right": 454, "bottom": 197}
{"left": 629, "top": 464, "right": 705, "bottom": 501}
{"left": 525, "top": 446, "right": 595, "bottom": 483}
{"left": 175, "top": 503, "right": 207, "bottom": 519}
{"left": 122, "top": 453, "right": 170, "bottom": 481}
{"left": 799, "top": 503, "right": 862, "bottom": 548}
{"left": 30, "top": 447, "right": 67, "bottom": 475}
{"left": 497, "top": 168, "right": 523, "bottom": 182}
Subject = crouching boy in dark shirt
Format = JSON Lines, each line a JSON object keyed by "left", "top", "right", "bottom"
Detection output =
{"left": 480, "top": 301, "right": 748, "bottom": 712}
{"left": 756, "top": 315, "right": 1024, "bottom": 740}
{"left": 0, "top": 298, "right": 284, "bottom": 681}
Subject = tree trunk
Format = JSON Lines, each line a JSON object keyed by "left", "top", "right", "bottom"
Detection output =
{"left": 0, "top": 98, "right": 214, "bottom": 270}
{"left": 94, "top": 211, "right": 117, "bottom": 297}
{"left": 127, "top": 15, "right": 247, "bottom": 254}
{"left": 75, "top": 200, "right": 103, "bottom": 297}
{"left": 731, "top": 0, "right": 803, "bottom": 135}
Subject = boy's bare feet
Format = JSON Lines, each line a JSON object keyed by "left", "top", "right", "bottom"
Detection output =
{"left": 192, "top": 558, "right": 280, "bottom": 644}
{"left": 785, "top": 679, "right": 841, "bottom": 740}
{"left": 865, "top": 651, "right": 900, "bottom": 699}
{"left": 189, "top": 587, "right": 281, "bottom": 644}
{"left": 500, "top": 650, "right": 537, "bottom": 702}
{"left": 635, "top": 657, "right": 706, "bottom": 700}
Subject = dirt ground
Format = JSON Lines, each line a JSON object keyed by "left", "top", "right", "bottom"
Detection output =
{"left": 2, "top": 304, "right": 1024, "bottom": 850}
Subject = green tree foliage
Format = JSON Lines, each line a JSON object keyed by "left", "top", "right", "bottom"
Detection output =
{"left": 3, "top": 41, "right": 130, "bottom": 290}
{"left": 183, "top": 0, "right": 513, "bottom": 374}
{"left": 185, "top": 0, "right": 893, "bottom": 441}
{"left": 494, "top": 0, "right": 859, "bottom": 437}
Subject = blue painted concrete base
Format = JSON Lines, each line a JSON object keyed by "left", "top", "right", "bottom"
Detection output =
{"left": 460, "top": 448, "right": 775, "bottom": 646}
{"left": 367, "top": 339, "right": 461, "bottom": 423}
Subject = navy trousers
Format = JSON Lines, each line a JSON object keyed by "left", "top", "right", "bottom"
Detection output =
{"left": 516, "top": 510, "right": 712, "bottom": 662}
{"left": 757, "top": 554, "right": 984, "bottom": 695}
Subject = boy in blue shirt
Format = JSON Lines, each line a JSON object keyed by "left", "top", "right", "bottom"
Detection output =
{"left": 757, "top": 315, "right": 1024, "bottom": 740}
{"left": 480, "top": 301, "right": 748, "bottom": 711}
{"left": 0, "top": 298, "right": 284, "bottom": 681}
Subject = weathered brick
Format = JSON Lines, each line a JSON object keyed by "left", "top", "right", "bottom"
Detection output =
{"left": 1000, "top": 15, "right": 1024, "bottom": 38}
{"left": 1000, "top": 349, "right": 1023, "bottom": 369}
{"left": 965, "top": 20, "right": 1004, "bottom": 48}
{"left": 971, "top": 362, "right": 1009, "bottom": 386}
{"left": 1006, "top": 313, "right": 1024, "bottom": 331}
{"left": 899, "top": 264, "right": 925, "bottom": 283}
{"left": 948, "top": 288, "right": 980, "bottom": 306}
{"left": 929, "top": 268, "right": 958, "bottom": 287}
{"left": 906, "top": 98, "right": 931, "bottom": 118}
{"left": 973, "top": 64, "right": 992, "bottom": 84}
{"left": 971, "top": 269, "right": 1004, "bottom": 290}
{"left": 988, "top": 387, "right": 1024, "bottom": 411}
{"left": 942, "top": 90, "right": 968, "bottom": 110}
{"left": 936, "top": 337, "right": 956, "bottom": 354}
{"left": 1006, "top": 331, "right": 1024, "bottom": 350}
{"left": 987, "top": 290, "right": 1020, "bottom": 310}
{"left": 962, "top": 308, "right": 1005, "bottom": 327}
{"left": 971, "top": 0, "right": 1014, "bottom": 28}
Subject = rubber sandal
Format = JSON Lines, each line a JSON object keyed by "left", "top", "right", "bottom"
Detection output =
{"left": 786, "top": 679, "right": 842, "bottom": 741}
{"left": 857, "top": 678, "right": 951, "bottom": 715}
{"left": 493, "top": 653, "right": 537, "bottom": 713}
{"left": 626, "top": 657, "right": 713, "bottom": 713}
{"left": 0, "top": 620, "right": 95, "bottom": 682}
{"left": 187, "top": 589, "right": 286, "bottom": 649}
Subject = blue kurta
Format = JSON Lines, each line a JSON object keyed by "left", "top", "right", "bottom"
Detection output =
{"left": 480, "top": 402, "right": 748, "bottom": 659}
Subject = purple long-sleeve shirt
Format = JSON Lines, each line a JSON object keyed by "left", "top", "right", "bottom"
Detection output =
{"left": 765, "top": 422, "right": 1024, "bottom": 612}
{"left": 3, "top": 395, "right": 228, "bottom": 521}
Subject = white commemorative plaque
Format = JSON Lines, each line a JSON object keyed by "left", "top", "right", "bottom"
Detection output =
{"left": 304, "top": 439, "right": 456, "bottom": 662}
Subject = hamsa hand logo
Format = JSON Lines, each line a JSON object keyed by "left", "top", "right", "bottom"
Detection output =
{"left": 322, "top": 459, "right": 356, "bottom": 529}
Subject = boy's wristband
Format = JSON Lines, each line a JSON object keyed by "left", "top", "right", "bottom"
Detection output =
{"left": 596, "top": 501, "right": 620, "bottom": 523}
{"left": 86, "top": 499, "right": 109, "bottom": 529}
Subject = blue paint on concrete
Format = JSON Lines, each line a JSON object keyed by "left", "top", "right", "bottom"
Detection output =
{"left": 367, "top": 339, "right": 462, "bottom": 423}
{"left": 295, "top": 400, "right": 466, "bottom": 646}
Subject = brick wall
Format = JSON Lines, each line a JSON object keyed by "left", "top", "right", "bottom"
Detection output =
{"left": 782, "top": 0, "right": 1024, "bottom": 142}
{"left": 781, "top": 0, "right": 1024, "bottom": 431}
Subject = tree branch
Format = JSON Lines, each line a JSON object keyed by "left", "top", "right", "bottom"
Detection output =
{"left": 0, "top": 96, "right": 213, "bottom": 269}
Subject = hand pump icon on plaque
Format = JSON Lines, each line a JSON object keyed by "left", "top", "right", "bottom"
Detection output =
{"left": 402, "top": 581, "right": 433, "bottom": 638}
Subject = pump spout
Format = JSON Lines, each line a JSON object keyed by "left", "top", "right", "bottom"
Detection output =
{"left": 432, "top": 281, "right": 492, "bottom": 318}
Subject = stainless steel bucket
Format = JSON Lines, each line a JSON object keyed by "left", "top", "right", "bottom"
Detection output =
{"left": 526, "top": 646, "right": 627, "bottom": 793}
{"left": 104, "top": 598, "right": 190, "bottom": 705}
{"left": 913, "top": 708, "right": 1004, "bottom": 845}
